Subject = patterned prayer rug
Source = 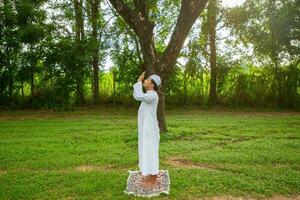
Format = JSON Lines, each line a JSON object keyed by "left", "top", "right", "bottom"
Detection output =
{"left": 124, "top": 169, "right": 170, "bottom": 198}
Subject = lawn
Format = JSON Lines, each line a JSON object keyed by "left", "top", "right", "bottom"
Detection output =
{"left": 0, "top": 106, "right": 299, "bottom": 199}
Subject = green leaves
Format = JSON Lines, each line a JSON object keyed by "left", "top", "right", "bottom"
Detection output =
{"left": 224, "top": 0, "right": 299, "bottom": 62}
{"left": 20, "top": 24, "right": 45, "bottom": 44}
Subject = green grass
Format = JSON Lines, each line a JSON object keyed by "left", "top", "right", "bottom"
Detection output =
{"left": 0, "top": 106, "right": 299, "bottom": 199}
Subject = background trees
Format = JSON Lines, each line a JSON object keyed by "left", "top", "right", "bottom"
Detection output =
{"left": 0, "top": 0, "right": 299, "bottom": 123}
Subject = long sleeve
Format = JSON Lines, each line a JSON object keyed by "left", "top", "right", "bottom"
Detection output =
{"left": 133, "top": 81, "right": 156, "bottom": 104}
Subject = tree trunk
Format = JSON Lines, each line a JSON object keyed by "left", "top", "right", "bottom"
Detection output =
{"left": 91, "top": 0, "right": 100, "bottom": 104}
{"left": 74, "top": 0, "right": 86, "bottom": 104}
{"left": 183, "top": 71, "right": 188, "bottom": 104}
{"left": 108, "top": 0, "right": 208, "bottom": 132}
{"left": 157, "top": 80, "right": 167, "bottom": 132}
{"left": 208, "top": 0, "right": 217, "bottom": 105}
{"left": 21, "top": 82, "right": 24, "bottom": 98}
{"left": 30, "top": 67, "right": 34, "bottom": 97}
{"left": 112, "top": 68, "right": 116, "bottom": 105}
{"left": 74, "top": 0, "right": 85, "bottom": 40}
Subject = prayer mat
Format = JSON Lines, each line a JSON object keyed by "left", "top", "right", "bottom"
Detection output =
{"left": 124, "top": 169, "right": 170, "bottom": 198}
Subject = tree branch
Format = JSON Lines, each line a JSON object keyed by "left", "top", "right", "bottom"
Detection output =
{"left": 98, "top": 15, "right": 115, "bottom": 43}
{"left": 108, "top": 0, "right": 157, "bottom": 74}
{"left": 132, "top": 0, "right": 154, "bottom": 30}
{"left": 160, "top": 0, "right": 208, "bottom": 76}
{"left": 108, "top": 0, "right": 140, "bottom": 33}
{"left": 133, "top": 0, "right": 147, "bottom": 18}
{"left": 216, "top": 34, "right": 231, "bottom": 41}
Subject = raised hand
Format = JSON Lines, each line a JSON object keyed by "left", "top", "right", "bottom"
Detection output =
{"left": 138, "top": 71, "right": 146, "bottom": 82}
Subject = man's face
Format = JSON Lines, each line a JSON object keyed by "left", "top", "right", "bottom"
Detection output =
{"left": 143, "top": 77, "right": 153, "bottom": 90}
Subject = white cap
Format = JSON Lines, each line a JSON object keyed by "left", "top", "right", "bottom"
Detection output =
{"left": 150, "top": 74, "right": 161, "bottom": 87}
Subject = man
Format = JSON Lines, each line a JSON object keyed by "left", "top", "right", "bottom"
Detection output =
{"left": 133, "top": 71, "right": 161, "bottom": 189}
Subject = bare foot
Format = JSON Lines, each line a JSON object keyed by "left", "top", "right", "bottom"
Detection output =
{"left": 141, "top": 179, "right": 157, "bottom": 189}
{"left": 141, "top": 175, "right": 158, "bottom": 189}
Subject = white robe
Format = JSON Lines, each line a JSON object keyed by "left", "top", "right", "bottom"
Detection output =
{"left": 133, "top": 80, "right": 160, "bottom": 176}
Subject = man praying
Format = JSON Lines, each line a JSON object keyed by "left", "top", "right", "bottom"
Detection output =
{"left": 132, "top": 71, "right": 161, "bottom": 189}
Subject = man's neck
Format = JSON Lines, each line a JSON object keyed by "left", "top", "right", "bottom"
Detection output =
{"left": 146, "top": 88, "right": 154, "bottom": 92}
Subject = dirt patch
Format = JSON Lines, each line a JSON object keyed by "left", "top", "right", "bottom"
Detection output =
{"left": 74, "top": 164, "right": 125, "bottom": 172}
{"left": 75, "top": 165, "right": 102, "bottom": 172}
{"left": 267, "top": 194, "right": 300, "bottom": 200}
{"left": 193, "top": 194, "right": 300, "bottom": 200}
{"left": 4, "top": 164, "right": 132, "bottom": 174}
{"left": 0, "top": 169, "right": 7, "bottom": 176}
{"left": 167, "top": 156, "right": 217, "bottom": 170}
{"left": 60, "top": 164, "right": 130, "bottom": 173}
